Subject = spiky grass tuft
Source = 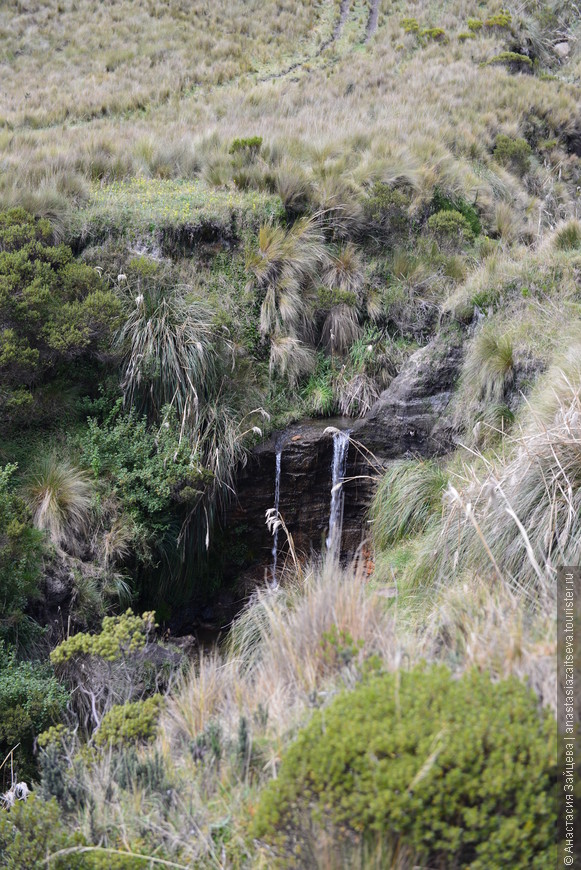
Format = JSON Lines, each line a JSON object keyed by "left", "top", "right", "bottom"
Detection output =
{"left": 268, "top": 333, "right": 316, "bottom": 385}
{"left": 462, "top": 327, "right": 514, "bottom": 402}
{"left": 371, "top": 459, "right": 447, "bottom": 549}
{"left": 553, "top": 219, "right": 581, "bottom": 252}
{"left": 116, "top": 270, "right": 217, "bottom": 427}
{"left": 26, "top": 456, "right": 93, "bottom": 551}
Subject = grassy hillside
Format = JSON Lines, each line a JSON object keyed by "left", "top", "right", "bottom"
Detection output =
{"left": 0, "top": 0, "right": 578, "bottom": 866}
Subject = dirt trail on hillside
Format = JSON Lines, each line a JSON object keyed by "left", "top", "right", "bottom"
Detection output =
{"left": 365, "top": 0, "right": 379, "bottom": 41}
{"left": 262, "top": 0, "right": 353, "bottom": 82}
{"left": 334, "top": 0, "right": 351, "bottom": 39}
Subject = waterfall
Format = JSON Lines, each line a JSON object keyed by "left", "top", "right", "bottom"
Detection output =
{"left": 326, "top": 430, "right": 350, "bottom": 553}
{"left": 271, "top": 447, "right": 282, "bottom": 583}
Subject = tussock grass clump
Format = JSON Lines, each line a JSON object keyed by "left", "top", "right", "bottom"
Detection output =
{"left": 116, "top": 268, "right": 217, "bottom": 426}
{"left": 461, "top": 326, "right": 514, "bottom": 402}
{"left": 420, "top": 579, "right": 555, "bottom": 710}
{"left": 268, "top": 333, "right": 316, "bottom": 385}
{"left": 553, "top": 218, "right": 581, "bottom": 251}
{"left": 371, "top": 459, "right": 447, "bottom": 549}
{"left": 432, "top": 360, "right": 581, "bottom": 597}
{"left": 336, "top": 371, "right": 379, "bottom": 417}
{"left": 26, "top": 456, "right": 92, "bottom": 552}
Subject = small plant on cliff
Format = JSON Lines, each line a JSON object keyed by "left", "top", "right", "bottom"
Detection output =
{"left": 462, "top": 327, "right": 514, "bottom": 402}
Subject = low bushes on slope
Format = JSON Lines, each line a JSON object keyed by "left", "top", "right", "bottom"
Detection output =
{"left": 253, "top": 665, "right": 557, "bottom": 868}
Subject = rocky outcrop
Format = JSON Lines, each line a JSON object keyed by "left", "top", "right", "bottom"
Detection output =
{"left": 222, "top": 330, "right": 464, "bottom": 580}
{"left": 224, "top": 417, "right": 371, "bottom": 573}
{"left": 351, "top": 327, "right": 464, "bottom": 460}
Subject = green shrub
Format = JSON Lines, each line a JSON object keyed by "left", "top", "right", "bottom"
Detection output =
{"left": 400, "top": 17, "right": 419, "bottom": 33}
{"left": 316, "top": 286, "right": 357, "bottom": 310}
{"left": 0, "top": 209, "right": 121, "bottom": 422}
{"left": 0, "top": 464, "right": 43, "bottom": 639}
{"left": 486, "top": 52, "right": 533, "bottom": 72}
{"left": 427, "top": 209, "right": 475, "bottom": 248}
{"left": 78, "top": 400, "right": 210, "bottom": 585}
{"left": 253, "top": 667, "right": 558, "bottom": 868}
{"left": 467, "top": 18, "right": 483, "bottom": 31}
{"left": 0, "top": 207, "right": 53, "bottom": 252}
{"left": 0, "top": 644, "right": 68, "bottom": 781}
{"left": 432, "top": 189, "right": 481, "bottom": 237}
{"left": 421, "top": 27, "right": 446, "bottom": 41}
{"left": 364, "top": 182, "right": 411, "bottom": 235}
{"left": 229, "top": 136, "right": 263, "bottom": 155}
{"left": 0, "top": 796, "right": 87, "bottom": 869}
{"left": 484, "top": 10, "right": 512, "bottom": 28}
{"left": 50, "top": 609, "right": 155, "bottom": 665}
{"left": 94, "top": 695, "right": 164, "bottom": 748}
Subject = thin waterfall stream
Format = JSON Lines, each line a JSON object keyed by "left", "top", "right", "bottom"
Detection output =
{"left": 270, "top": 447, "right": 282, "bottom": 583}
{"left": 326, "top": 430, "right": 350, "bottom": 553}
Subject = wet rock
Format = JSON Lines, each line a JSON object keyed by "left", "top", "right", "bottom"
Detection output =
{"left": 223, "top": 330, "right": 464, "bottom": 581}
{"left": 225, "top": 416, "right": 369, "bottom": 570}
{"left": 352, "top": 327, "right": 464, "bottom": 459}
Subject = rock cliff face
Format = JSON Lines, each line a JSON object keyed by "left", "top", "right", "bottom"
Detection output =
{"left": 225, "top": 416, "right": 370, "bottom": 572}
{"left": 224, "top": 328, "right": 464, "bottom": 578}
{"left": 351, "top": 327, "right": 464, "bottom": 458}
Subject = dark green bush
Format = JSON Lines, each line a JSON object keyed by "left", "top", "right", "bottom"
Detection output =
{"left": 486, "top": 52, "right": 533, "bottom": 72}
{"left": 78, "top": 401, "right": 210, "bottom": 584}
{"left": 0, "top": 208, "right": 121, "bottom": 422}
{"left": 94, "top": 695, "right": 164, "bottom": 748}
{"left": 229, "top": 136, "right": 263, "bottom": 155}
{"left": 0, "top": 796, "right": 87, "bottom": 869}
{"left": 494, "top": 134, "right": 533, "bottom": 175}
{"left": 432, "top": 189, "right": 481, "bottom": 237}
{"left": 253, "top": 666, "right": 558, "bottom": 868}
{"left": 0, "top": 644, "right": 68, "bottom": 781}
{"left": 0, "top": 464, "right": 43, "bottom": 640}
{"left": 364, "top": 182, "right": 411, "bottom": 235}
{"left": 0, "top": 794, "right": 149, "bottom": 868}
{"left": 428, "top": 209, "right": 475, "bottom": 248}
